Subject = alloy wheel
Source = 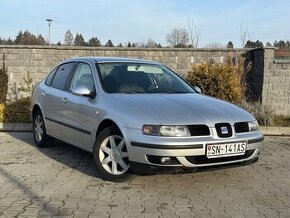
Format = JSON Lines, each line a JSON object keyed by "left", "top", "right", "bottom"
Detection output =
{"left": 99, "top": 135, "right": 130, "bottom": 175}
{"left": 34, "top": 115, "right": 44, "bottom": 142}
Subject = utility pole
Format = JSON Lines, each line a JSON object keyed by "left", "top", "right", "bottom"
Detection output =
{"left": 46, "top": 19, "right": 53, "bottom": 46}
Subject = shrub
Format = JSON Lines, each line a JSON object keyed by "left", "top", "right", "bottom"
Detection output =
{"left": 186, "top": 62, "right": 243, "bottom": 103}
{"left": 238, "top": 101, "right": 274, "bottom": 126}
{"left": 0, "top": 71, "right": 33, "bottom": 123}
{"left": 0, "top": 54, "right": 8, "bottom": 104}
{"left": 2, "top": 97, "right": 31, "bottom": 123}
{"left": 0, "top": 103, "right": 5, "bottom": 122}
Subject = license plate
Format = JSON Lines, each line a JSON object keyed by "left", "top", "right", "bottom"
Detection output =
{"left": 206, "top": 141, "right": 247, "bottom": 158}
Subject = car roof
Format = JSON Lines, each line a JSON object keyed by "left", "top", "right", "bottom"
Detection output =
{"left": 63, "top": 57, "right": 161, "bottom": 65}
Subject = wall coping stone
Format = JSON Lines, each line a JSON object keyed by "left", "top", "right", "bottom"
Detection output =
{"left": 0, "top": 45, "right": 249, "bottom": 52}
{"left": 273, "top": 60, "right": 290, "bottom": 64}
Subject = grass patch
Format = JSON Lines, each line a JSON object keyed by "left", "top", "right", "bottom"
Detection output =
{"left": 273, "top": 115, "right": 290, "bottom": 127}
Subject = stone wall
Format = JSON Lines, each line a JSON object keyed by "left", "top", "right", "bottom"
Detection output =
{"left": 1, "top": 45, "right": 289, "bottom": 116}
{"left": 246, "top": 48, "right": 290, "bottom": 116}
{"left": 264, "top": 49, "right": 290, "bottom": 116}
{"left": 0, "top": 45, "right": 243, "bottom": 99}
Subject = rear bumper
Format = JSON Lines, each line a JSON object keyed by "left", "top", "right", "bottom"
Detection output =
{"left": 121, "top": 127, "right": 263, "bottom": 168}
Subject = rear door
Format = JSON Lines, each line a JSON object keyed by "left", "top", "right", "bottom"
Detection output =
{"left": 40, "top": 62, "right": 76, "bottom": 139}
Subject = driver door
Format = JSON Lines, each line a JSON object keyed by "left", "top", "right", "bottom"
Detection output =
{"left": 62, "top": 62, "right": 100, "bottom": 151}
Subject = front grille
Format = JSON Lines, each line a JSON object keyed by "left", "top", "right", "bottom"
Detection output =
{"left": 187, "top": 125, "right": 210, "bottom": 136}
{"left": 234, "top": 122, "right": 249, "bottom": 133}
{"left": 185, "top": 150, "right": 255, "bottom": 165}
{"left": 215, "top": 123, "right": 232, "bottom": 138}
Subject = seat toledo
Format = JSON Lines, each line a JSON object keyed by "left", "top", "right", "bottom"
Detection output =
{"left": 31, "top": 57, "right": 263, "bottom": 181}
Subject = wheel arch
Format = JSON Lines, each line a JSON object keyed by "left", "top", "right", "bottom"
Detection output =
{"left": 32, "top": 104, "right": 42, "bottom": 117}
{"left": 96, "top": 119, "right": 121, "bottom": 138}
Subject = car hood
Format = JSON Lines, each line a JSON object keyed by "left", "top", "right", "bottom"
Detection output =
{"left": 110, "top": 93, "right": 255, "bottom": 127}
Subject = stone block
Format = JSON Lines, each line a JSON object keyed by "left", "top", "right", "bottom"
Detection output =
{"left": 272, "top": 83, "right": 289, "bottom": 90}
{"left": 266, "top": 89, "right": 285, "bottom": 97}
{"left": 269, "top": 76, "right": 286, "bottom": 84}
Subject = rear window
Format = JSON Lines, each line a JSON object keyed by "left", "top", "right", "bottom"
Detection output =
{"left": 51, "top": 63, "right": 74, "bottom": 90}
{"left": 45, "top": 68, "right": 57, "bottom": 86}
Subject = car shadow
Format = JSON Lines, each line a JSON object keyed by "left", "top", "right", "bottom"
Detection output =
{"left": 6, "top": 132, "right": 258, "bottom": 181}
{"left": 7, "top": 132, "right": 102, "bottom": 179}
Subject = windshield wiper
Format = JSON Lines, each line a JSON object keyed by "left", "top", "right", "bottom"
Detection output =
{"left": 162, "top": 90, "right": 191, "bottom": 94}
{"left": 123, "top": 91, "right": 145, "bottom": 94}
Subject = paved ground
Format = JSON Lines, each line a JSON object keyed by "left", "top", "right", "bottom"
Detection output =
{"left": 0, "top": 133, "right": 289, "bottom": 218}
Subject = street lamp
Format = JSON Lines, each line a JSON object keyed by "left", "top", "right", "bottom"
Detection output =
{"left": 46, "top": 18, "right": 53, "bottom": 46}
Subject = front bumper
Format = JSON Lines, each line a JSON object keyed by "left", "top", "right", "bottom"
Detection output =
{"left": 121, "top": 127, "right": 263, "bottom": 168}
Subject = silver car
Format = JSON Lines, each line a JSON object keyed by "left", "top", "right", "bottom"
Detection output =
{"left": 31, "top": 57, "right": 263, "bottom": 182}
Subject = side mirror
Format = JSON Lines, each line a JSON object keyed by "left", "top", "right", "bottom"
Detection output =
{"left": 193, "top": 85, "right": 202, "bottom": 94}
{"left": 72, "top": 85, "right": 95, "bottom": 98}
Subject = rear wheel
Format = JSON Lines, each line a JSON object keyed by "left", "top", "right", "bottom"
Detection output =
{"left": 93, "top": 126, "right": 133, "bottom": 182}
{"left": 33, "top": 110, "right": 50, "bottom": 147}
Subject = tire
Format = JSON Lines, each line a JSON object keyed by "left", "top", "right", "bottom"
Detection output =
{"left": 93, "top": 126, "right": 133, "bottom": 182}
{"left": 33, "top": 110, "right": 51, "bottom": 148}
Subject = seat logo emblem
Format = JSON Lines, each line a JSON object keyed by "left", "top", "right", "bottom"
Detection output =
{"left": 221, "top": 126, "right": 229, "bottom": 134}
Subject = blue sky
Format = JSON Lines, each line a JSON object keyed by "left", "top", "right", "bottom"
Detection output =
{"left": 0, "top": 0, "right": 289, "bottom": 47}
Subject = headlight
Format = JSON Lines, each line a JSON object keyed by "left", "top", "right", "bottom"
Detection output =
{"left": 248, "top": 120, "right": 259, "bottom": 131}
{"left": 160, "top": 126, "right": 190, "bottom": 137}
{"left": 142, "top": 125, "right": 190, "bottom": 137}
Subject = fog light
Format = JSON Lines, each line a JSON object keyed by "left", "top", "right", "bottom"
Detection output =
{"left": 160, "top": 157, "right": 171, "bottom": 164}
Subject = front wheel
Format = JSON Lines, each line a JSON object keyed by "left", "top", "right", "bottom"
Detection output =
{"left": 93, "top": 126, "right": 133, "bottom": 182}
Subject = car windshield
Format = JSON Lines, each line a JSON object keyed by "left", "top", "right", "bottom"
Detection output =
{"left": 97, "top": 63, "right": 195, "bottom": 94}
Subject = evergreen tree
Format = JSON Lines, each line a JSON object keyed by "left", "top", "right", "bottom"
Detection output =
{"left": 226, "top": 41, "right": 234, "bottom": 48}
{"left": 105, "top": 39, "right": 114, "bottom": 47}
{"left": 36, "top": 34, "right": 46, "bottom": 45}
{"left": 127, "top": 42, "right": 131, "bottom": 47}
{"left": 286, "top": 41, "right": 290, "bottom": 49}
{"left": 15, "top": 31, "right": 23, "bottom": 44}
{"left": 74, "top": 33, "right": 86, "bottom": 46}
{"left": 273, "top": 40, "right": 286, "bottom": 49}
{"left": 88, "top": 37, "right": 101, "bottom": 46}
{"left": 6, "top": 37, "right": 13, "bottom": 45}
{"left": 245, "top": 40, "right": 263, "bottom": 48}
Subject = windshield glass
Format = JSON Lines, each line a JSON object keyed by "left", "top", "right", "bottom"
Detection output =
{"left": 97, "top": 63, "right": 195, "bottom": 94}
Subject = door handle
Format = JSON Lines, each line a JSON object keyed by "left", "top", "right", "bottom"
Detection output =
{"left": 61, "top": 97, "right": 68, "bottom": 103}
{"left": 41, "top": 92, "right": 46, "bottom": 96}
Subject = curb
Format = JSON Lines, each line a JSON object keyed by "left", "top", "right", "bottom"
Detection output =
{"left": 0, "top": 123, "right": 32, "bottom": 132}
{"left": 0, "top": 123, "right": 290, "bottom": 136}
{"left": 260, "top": 127, "right": 290, "bottom": 136}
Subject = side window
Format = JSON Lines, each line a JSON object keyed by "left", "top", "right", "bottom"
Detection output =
{"left": 51, "top": 63, "right": 74, "bottom": 90}
{"left": 45, "top": 67, "right": 57, "bottom": 86}
{"left": 70, "top": 63, "right": 95, "bottom": 92}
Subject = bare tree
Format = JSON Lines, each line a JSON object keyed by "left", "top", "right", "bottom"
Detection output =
{"left": 187, "top": 19, "right": 200, "bottom": 48}
{"left": 166, "top": 28, "right": 189, "bottom": 47}
{"left": 240, "top": 25, "right": 252, "bottom": 48}
{"left": 204, "top": 42, "right": 225, "bottom": 49}
{"left": 146, "top": 39, "right": 159, "bottom": 48}
{"left": 64, "top": 30, "right": 73, "bottom": 46}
